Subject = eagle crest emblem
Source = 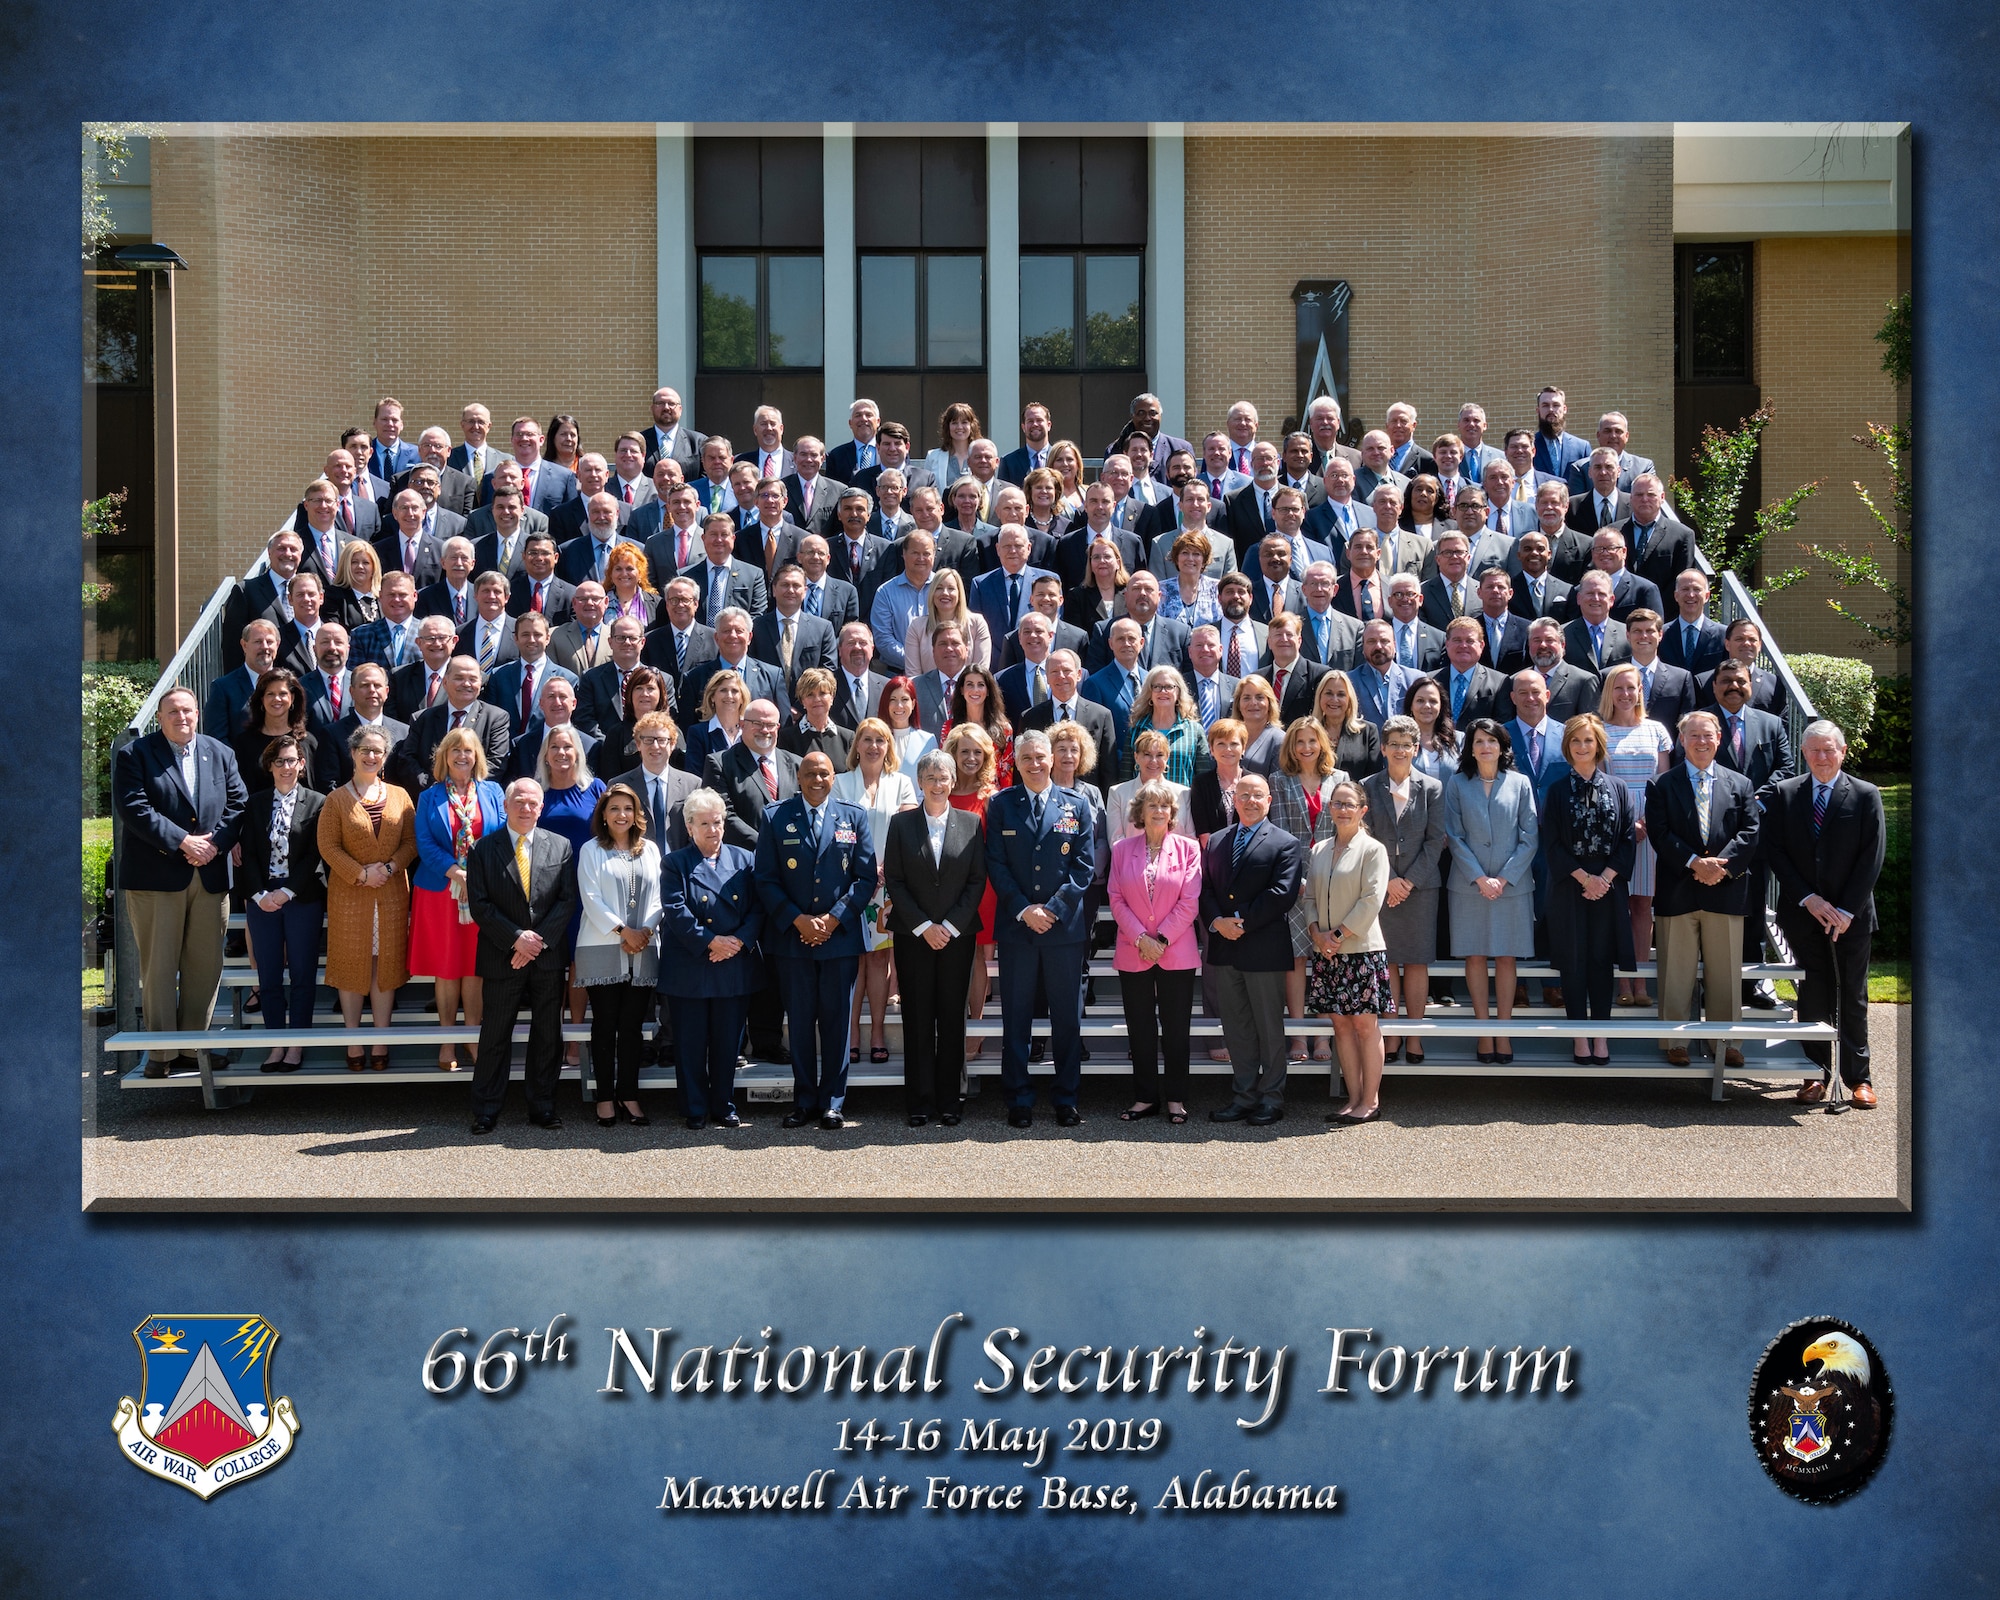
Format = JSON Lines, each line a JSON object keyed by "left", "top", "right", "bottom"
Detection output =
{"left": 1748, "top": 1317, "right": 1891, "bottom": 1503}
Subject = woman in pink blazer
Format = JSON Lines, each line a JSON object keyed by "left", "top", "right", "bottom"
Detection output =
{"left": 1108, "top": 779, "right": 1206, "bottom": 1125}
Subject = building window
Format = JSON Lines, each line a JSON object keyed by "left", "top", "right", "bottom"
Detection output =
{"left": 699, "top": 253, "right": 824, "bottom": 371}
{"left": 1019, "top": 253, "right": 1142, "bottom": 370}
{"left": 858, "top": 253, "right": 985, "bottom": 370}
{"left": 1675, "top": 244, "right": 1752, "bottom": 382}
{"left": 84, "top": 251, "right": 149, "bottom": 386}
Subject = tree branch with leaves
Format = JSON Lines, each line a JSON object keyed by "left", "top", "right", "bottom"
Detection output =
{"left": 1668, "top": 403, "right": 1815, "bottom": 604}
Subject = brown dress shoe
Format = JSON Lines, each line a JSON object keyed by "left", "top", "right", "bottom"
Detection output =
{"left": 1723, "top": 1046, "right": 1745, "bottom": 1067}
{"left": 1663, "top": 1046, "right": 1690, "bottom": 1066}
{"left": 1796, "top": 1079, "right": 1827, "bottom": 1103}
{"left": 1850, "top": 1082, "right": 1878, "bottom": 1108}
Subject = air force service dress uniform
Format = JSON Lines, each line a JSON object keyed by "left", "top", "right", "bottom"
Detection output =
{"left": 657, "top": 841, "right": 765, "bottom": 1126}
{"left": 983, "top": 782, "right": 1096, "bottom": 1118}
{"left": 754, "top": 795, "right": 877, "bottom": 1122}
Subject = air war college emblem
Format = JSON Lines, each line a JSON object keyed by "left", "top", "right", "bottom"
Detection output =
{"left": 113, "top": 1315, "right": 300, "bottom": 1498}
{"left": 1747, "top": 1317, "right": 1891, "bottom": 1504}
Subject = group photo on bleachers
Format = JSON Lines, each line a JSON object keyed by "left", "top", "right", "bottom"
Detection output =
{"left": 103, "top": 379, "right": 1891, "bottom": 1136}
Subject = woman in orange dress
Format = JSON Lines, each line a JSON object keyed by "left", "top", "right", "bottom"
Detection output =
{"left": 317, "top": 724, "right": 418, "bottom": 1068}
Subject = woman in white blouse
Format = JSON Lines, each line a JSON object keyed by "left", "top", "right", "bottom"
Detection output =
{"left": 574, "top": 782, "right": 664, "bottom": 1129}
{"left": 905, "top": 567, "right": 992, "bottom": 674}
{"left": 880, "top": 676, "right": 937, "bottom": 770}
{"left": 834, "top": 718, "right": 920, "bottom": 1065}
{"left": 922, "top": 402, "right": 981, "bottom": 494}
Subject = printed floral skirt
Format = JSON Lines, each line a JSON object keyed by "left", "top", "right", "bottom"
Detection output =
{"left": 1305, "top": 949, "right": 1394, "bottom": 1016}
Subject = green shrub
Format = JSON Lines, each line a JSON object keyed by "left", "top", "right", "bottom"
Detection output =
{"left": 1875, "top": 781, "right": 1909, "bottom": 959}
{"left": 1864, "top": 674, "right": 1911, "bottom": 771}
{"left": 83, "top": 833, "right": 112, "bottom": 926}
{"left": 83, "top": 662, "right": 160, "bottom": 816}
{"left": 1787, "top": 654, "right": 1875, "bottom": 757}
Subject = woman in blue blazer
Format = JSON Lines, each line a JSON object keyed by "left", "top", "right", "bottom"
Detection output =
{"left": 408, "top": 729, "right": 507, "bottom": 1071}
{"left": 1440, "top": 718, "right": 1540, "bottom": 1064}
{"left": 658, "top": 788, "right": 766, "bottom": 1129}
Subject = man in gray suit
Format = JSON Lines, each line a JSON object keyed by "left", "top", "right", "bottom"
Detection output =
{"left": 1480, "top": 460, "right": 1542, "bottom": 539}
{"left": 1353, "top": 430, "right": 1410, "bottom": 504}
{"left": 913, "top": 625, "right": 971, "bottom": 732}
{"left": 1562, "top": 412, "right": 1656, "bottom": 495}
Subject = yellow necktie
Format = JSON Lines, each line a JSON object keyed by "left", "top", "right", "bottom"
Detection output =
{"left": 514, "top": 833, "right": 531, "bottom": 900}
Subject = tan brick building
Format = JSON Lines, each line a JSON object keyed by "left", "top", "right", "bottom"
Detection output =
{"left": 90, "top": 121, "right": 1908, "bottom": 676}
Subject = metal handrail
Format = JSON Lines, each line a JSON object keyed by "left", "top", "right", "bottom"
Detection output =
{"left": 1707, "top": 567, "right": 1820, "bottom": 753}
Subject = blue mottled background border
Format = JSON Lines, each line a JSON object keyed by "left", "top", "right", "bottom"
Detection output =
{"left": 3, "top": 5, "right": 1987, "bottom": 1593}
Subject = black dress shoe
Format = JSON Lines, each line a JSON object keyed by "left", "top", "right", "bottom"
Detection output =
{"left": 1056, "top": 1106, "right": 1083, "bottom": 1127}
{"left": 1029, "top": 1039, "right": 1046, "bottom": 1062}
{"left": 782, "top": 1110, "right": 815, "bottom": 1129}
{"left": 1744, "top": 982, "right": 1779, "bottom": 1010}
{"left": 528, "top": 1110, "right": 562, "bottom": 1130}
{"left": 1246, "top": 1105, "right": 1284, "bottom": 1126}
{"left": 719, "top": 1112, "right": 742, "bottom": 1129}
{"left": 259, "top": 1058, "right": 302, "bottom": 1074}
{"left": 820, "top": 1111, "right": 844, "bottom": 1130}
{"left": 1079, "top": 1043, "right": 1091, "bottom": 1060}
{"left": 908, "top": 1114, "right": 929, "bottom": 1127}
{"left": 1209, "top": 1103, "right": 1252, "bottom": 1122}
{"left": 685, "top": 1115, "right": 708, "bottom": 1130}
{"left": 1008, "top": 1108, "right": 1033, "bottom": 1129}
{"left": 938, "top": 1111, "right": 962, "bottom": 1126}
{"left": 470, "top": 1116, "right": 497, "bottom": 1135}
{"left": 143, "top": 1057, "right": 172, "bottom": 1079}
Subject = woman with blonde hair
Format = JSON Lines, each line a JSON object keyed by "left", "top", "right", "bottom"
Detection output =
{"left": 1106, "top": 728, "right": 1193, "bottom": 843}
{"left": 944, "top": 722, "right": 1000, "bottom": 1050}
{"left": 1045, "top": 440, "right": 1086, "bottom": 516}
{"left": 835, "top": 718, "right": 921, "bottom": 1064}
{"left": 944, "top": 474, "right": 990, "bottom": 536}
{"left": 906, "top": 566, "right": 992, "bottom": 673}
{"left": 1279, "top": 716, "right": 1347, "bottom": 1062}
{"left": 1126, "top": 665, "right": 1208, "bottom": 786}
{"left": 1312, "top": 668, "right": 1382, "bottom": 780}
{"left": 318, "top": 724, "right": 417, "bottom": 1068}
{"left": 409, "top": 727, "right": 505, "bottom": 1071}
{"left": 1021, "top": 465, "right": 1070, "bottom": 537}
{"left": 328, "top": 537, "right": 384, "bottom": 629}
{"left": 1542, "top": 712, "right": 1639, "bottom": 1064}
{"left": 603, "top": 539, "right": 659, "bottom": 628}
{"left": 1231, "top": 674, "right": 1285, "bottom": 775}
{"left": 1597, "top": 662, "right": 1673, "bottom": 1005}
{"left": 1306, "top": 779, "right": 1394, "bottom": 1123}
{"left": 681, "top": 668, "right": 746, "bottom": 771}
{"left": 535, "top": 723, "right": 604, "bottom": 1069}
{"left": 1064, "top": 536, "right": 1129, "bottom": 631}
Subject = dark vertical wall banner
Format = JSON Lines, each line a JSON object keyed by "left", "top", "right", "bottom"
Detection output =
{"left": 1292, "top": 280, "right": 1351, "bottom": 436}
{"left": 5, "top": 6, "right": 1990, "bottom": 1596}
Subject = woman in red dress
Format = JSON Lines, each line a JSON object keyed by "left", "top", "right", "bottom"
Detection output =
{"left": 943, "top": 721, "right": 1000, "bottom": 1055}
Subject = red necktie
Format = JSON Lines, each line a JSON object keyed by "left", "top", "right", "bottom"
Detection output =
{"left": 521, "top": 663, "right": 536, "bottom": 725}
{"left": 1274, "top": 667, "right": 1288, "bottom": 705}
{"left": 677, "top": 528, "right": 691, "bottom": 568}
{"left": 622, "top": 482, "right": 633, "bottom": 504}
{"left": 329, "top": 676, "right": 342, "bottom": 716}
{"left": 761, "top": 758, "right": 777, "bottom": 801}
{"left": 531, "top": 581, "right": 544, "bottom": 614}
{"left": 340, "top": 493, "right": 354, "bottom": 532}
{"left": 1226, "top": 627, "right": 1242, "bottom": 678}
{"left": 426, "top": 671, "right": 442, "bottom": 707}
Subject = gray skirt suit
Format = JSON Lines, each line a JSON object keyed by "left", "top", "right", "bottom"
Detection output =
{"left": 1440, "top": 767, "right": 1540, "bottom": 958}
{"left": 1356, "top": 768, "right": 1447, "bottom": 963}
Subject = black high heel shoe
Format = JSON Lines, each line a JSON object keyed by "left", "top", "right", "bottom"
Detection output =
{"left": 620, "top": 1102, "right": 651, "bottom": 1127}
{"left": 596, "top": 1104, "right": 617, "bottom": 1129}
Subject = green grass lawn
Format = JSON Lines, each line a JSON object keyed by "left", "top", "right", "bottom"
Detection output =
{"left": 82, "top": 818, "right": 112, "bottom": 1012}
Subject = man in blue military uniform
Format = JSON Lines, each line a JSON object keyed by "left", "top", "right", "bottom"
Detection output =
{"left": 754, "top": 751, "right": 877, "bottom": 1129}
{"left": 983, "top": 728, "right": 1096, "bottom": 1128}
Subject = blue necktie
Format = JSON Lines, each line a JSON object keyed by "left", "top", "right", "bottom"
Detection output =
{"left": 1452, "top": 672, "right": 1469, "bottom": 721}
{"left": 1812, "top": 784, "right": 1828, "bottom": 833}
{"left": 804, "top": 805, "right": 821, "bottom": 854}
{"left": 805, "top": 582, "right": 822, "bottom": 617}
{"left": 1232, "top": 823, "right": 1253, "bottom": 868}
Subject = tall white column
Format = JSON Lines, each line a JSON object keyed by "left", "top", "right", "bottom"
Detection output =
{"left": 986, "top": 125, "right": 1021, "bottom": 451}
{"left": 822, "top": 124, "right": 857, "bottom": 443}
{"left": 1146, "top": 125, "right": 1187, "bottom": 442}
{"left": 656, "top": 125, "right": 695, "bottom": 416}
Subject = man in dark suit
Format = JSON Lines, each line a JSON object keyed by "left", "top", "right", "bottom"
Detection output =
{"left": 826, "top": 624, "right": 888, "bottom": 729}
{"left": 780, "top": 437, "right": 844, "bottom": 540}
{"left": 1623, "top": 611, "right": 1696, "bottom": 739}
{"left": 750, "top": 564, "right": 839, "bottom": 704}
{"left": 1261, "top": 613, "right": 1329, "bottom": 726}
{"left": 1420, "top": 531, "right": 1486, "bottom": 631}
{"left": 395, "top": 427, "right": 478, "bottom": 515}
{"left": 1304, "top": 396, "right": 1362, "bottom": 476}
{"left": 462, "top": 471, "right": 550, "bottom": 569}
{"left": 678, "top": 609, "right": 785, "bottom": 726}
{"left": 364, "top": 400, "right": 420, "bottom": 483}
{"left": 704, "top": 700, "right": 797, "bottom": 848}
{"left": 1562, "top": 413, "right": 1657, "bottom": 494}
{"left": 1015, "top": 650, "right": 1116, "bottom": 797}
{"left": 571, "top": 619, "right": 650, "bottom": 739}
{"left": 1569, "top": 530, "right": 1665, "bottom": 624}
{"left": 1382, "top": 403, "right": 1436, "bottom": 480}
{"left": 482, "top": 615, "right": 579, "bottom": 738}
{"left": 1706, "top": 659, "right": 1794, "bottom": 1008}
{"left": 639, "top": 482, "right": 706, "bottom": 592}
{"left": 1432, "top": 618, "right": 1512, "bottom": 727}
{"left": 413, "top": 535, "right": 479, "bottom": 627}
{"left": 1505, "top": 530, "right": 1572, "bottom": 622}
{"left": 1052, "top": 483, "right": 1145, "bottom": 592}
{"left": 1081, "top": 620, "right": 1147, "bottom": 749}
{"left": 627, "top": 458, "right": 687, "bottom": 547}
{"left": 1084, "top": 571, "right": 1192, "bottom": 675}
{"left": 1645, "top": 712, "right": 1761, "bottom": 1067}
{"left": 205, "top": 620, "right": 281, "bottom": 740}
{"left": 377, "top": 487, "right": 454, "bottom": 588}
{"left": 739, "top": 477, "right": 809, "bottom": 575}
{"left": 1694, "top": 619, "right": 1790, "bottom": 718}
{"left": 642, "top": 579, "right": 716, "bottom": 680}
{"left": 110, "top": 687, "right": 247, "bottom": 1077}
{"left": 822, "top": 398, "right": 880, "bottom": 485}
{"left": 970, "top": 526, "right": 1055, "bottom": 645}
{"left": 1106, "top": 392, "right": 1193, "bottom": 478}
{"left": 1532, "top": 392, "right": 1593, "bottom": 483}
{"left": 1221, "top": 443, "right": 1286, "bottom": 560}
{"left": 505, "top": 536, "right": 576, "bottom": 626}
{"left": 1183, "top": 623, "right": 1243, "bottom": 732}
{"left": 273, "top": 572, "right": 332, "bottom": 680}
{"left": 1566, "top": 449, "right": 1635, "bottom": 536}
{"left": 996, "top": 400, "right": 1054, "bottom": 485}
{"left": 447, "top": 403, "right": 504, "bottom": 490}
{"left": 1472, "top": 570, "right": 1532, "bottom": 675}
{"left": 318, "top": 664, "right": 408, "bottom": 792}
{"left": 1245, "top": 534, "right": 1304, "bottom": 625}
{"left": 1000, "top": 575, "right": 1088, "bottom": 670}
{"left": 1766, "top": 724, "right": 1886, "bottom": 1107}
{"left": 221, "top": 531, "right": 306, "bottom": 669}
{"left": 1383, "top": 576, "right": 1447, "bottom": 672}
{"left": 683, "top": 514, "right": 770, "bottom": 624}
{"left": 1562, "top": 573, "right": 1632, "bottom": 674}
{"left": 791, "top": 533, "right": 861, "bottom": 634}
{"left": 387, "top": 616, "right": 459, "bottom": 724}
{"left": 298, "top": 449, "right": 386, "bottom": 546}
{"left": 553, "top": 489, "right": 633, "bottom": 586}
{"left": 1660, "top": 570, "right": 1728, "bottom": 675}
{"left": 612, "top": 718, "right": 701, "bottom": 856}
{"left": 823, "top": 487, "right": 890, "bottom": 596}
{"left": 476, "top": 417, "right": 579, "bottom": 514}
{"left": 393, "top": 658, "right": 511, "bottom": 794}
{"left": 983, "top": 730, "right": 1095, "bottom": 1128}
{"left": 464, "top": 779, "right": 578, "bottom": 1133}
{"left": 736, "top": 406, "right": 794, "bottom": 484}
{"left": 639, "top": 387, "right": 705, "bottom": 476}
{"left": 501, "top": 678, "right": 602, "bottom": 785}
{"left": 1524, "top": 619, "right": 1602, "bottom": 726}
{"left": 1201, "top": 772, "right": 1305, "bottom": 1126}
{"left": 1134, "top": 455, "right": 1220, "bottom": 558}
{"left": 755, "top": 752, "right": 876, "bottom": 1129}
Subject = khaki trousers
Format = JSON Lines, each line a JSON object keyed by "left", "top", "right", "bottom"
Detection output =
{"left": 127, "top": 882, "right": 228, "bottom": 1059}
{"left": 1655, "top": 910, "right": 1743, "bottom": 1024}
